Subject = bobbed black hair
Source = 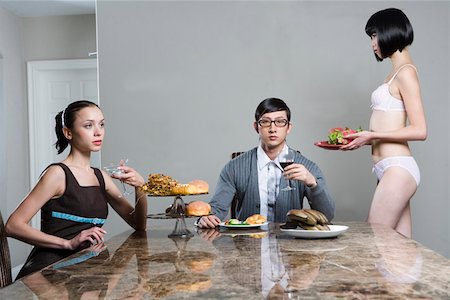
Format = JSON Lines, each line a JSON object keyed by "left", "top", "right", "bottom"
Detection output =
{"left": 365, "top": 8, "right": 414, "bottom": 61}
{"left": 255, "top": 98, "right": 291, "bottom": 122}
{"left": 55, "top": 100, "right": 100, "bottom": 154}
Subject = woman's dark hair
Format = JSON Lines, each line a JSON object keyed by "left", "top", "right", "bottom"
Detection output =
{"left": 365, "top": 8, "right": 414, "bottom": 61}
{"left": 255, "top": 98, "right": 291, "bottom": 121}
{"left": 55, "top": 100, "right": 100, "bottom": 154}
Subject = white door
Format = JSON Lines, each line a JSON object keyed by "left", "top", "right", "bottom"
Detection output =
{"left": 27, "top": 59, "right": 98, "bottom": 229}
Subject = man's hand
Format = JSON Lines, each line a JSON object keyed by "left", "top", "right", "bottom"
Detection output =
{"left": 283, "top": 163, "right": 317, "bottom": 188}
{"left": 197, "top": 215, "right": 221, "bottom": 229}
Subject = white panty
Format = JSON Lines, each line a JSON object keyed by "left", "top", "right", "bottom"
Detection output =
{"left": 373, "top": 156, "right": 420, "bottom": 186}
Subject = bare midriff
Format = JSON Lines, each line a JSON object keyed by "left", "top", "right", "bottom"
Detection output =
{"left": 369, "top": 110, "right": 411, "bottom": 164}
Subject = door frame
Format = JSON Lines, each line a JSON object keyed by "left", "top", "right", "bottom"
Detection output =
{"left": 27, "top": 59, "right": 98, "bottom": 229}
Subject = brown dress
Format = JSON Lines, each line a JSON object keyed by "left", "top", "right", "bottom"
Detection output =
{"left": 16, "top": 163, "right": 108, "bottom": 280}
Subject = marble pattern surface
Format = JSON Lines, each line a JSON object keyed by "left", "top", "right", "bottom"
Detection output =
{"left": 1, "top": 220, "right": 449, "bottom": 299}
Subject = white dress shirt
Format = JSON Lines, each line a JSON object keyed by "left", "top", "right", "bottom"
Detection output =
{"left": 257, "top": 144, "right": 288, "bottom": 221}
{"left": 257, "top": 145, "right": 290, "bottom": 296}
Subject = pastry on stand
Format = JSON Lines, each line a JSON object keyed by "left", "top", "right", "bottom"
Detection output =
{"left": 143, "top": 174, "right": 210, "bottom": 238}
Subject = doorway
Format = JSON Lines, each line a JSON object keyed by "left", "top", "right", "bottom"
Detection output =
{"left": 27, "top": 58, "right": 98, "bottom": 229}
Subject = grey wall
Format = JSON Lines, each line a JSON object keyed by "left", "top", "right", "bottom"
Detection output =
{"left": 97, "top": 1, "right": 449, "bottom": 258}
{"left": 1, "top": 11, "right": 97, "bottom": 270}
{"left": 3, "top": 1, "right": 448, "bottom": 273}
{"left": 23, "top": 14, "right": 96, "bottom": 60}
{"left": 0, "top": 5, "right": 29, "bottom": 270}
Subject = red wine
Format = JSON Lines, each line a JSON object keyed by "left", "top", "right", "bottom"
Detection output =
{"left": 280, "top": 161, "right": 294, "bottom": 169}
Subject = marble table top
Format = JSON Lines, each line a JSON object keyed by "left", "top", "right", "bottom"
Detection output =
{"left": 1, "top": 220, "right": 449, "bottom": 299}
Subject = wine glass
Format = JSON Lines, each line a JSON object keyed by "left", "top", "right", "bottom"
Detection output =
{"left": 279, "top": 149, "right": 296, "bottom": 191}
{"left": 103, "top": 158, "right": 131, "bottom": 196}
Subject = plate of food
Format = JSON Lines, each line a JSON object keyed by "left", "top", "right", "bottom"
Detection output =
{"left": 280, "top": 209, "right": 347, "bottom": 239}
{"left": 280, "top": 225, "right": 348, "bottom": 239}
{"left": 314, "top": 141, "right": 343, "bottom": 150}
{"left": 142, "top": 174, "right": 209, "bottom": 196}
{"left": 220, "top": 214, "right": 268, "bottom": 229}
{"left": 315, "top": 127, "right": 362, "bottom": 150}
{"left": 220, "top": 221, "right": 269, "bottom": 229}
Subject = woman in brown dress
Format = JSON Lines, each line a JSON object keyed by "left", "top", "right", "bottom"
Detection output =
{"left": 6, "top": 100, "right": 148, "bottom": 279}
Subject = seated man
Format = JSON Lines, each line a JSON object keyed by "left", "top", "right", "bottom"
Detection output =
{"left": 198, "top": 98, "right": 335, "bottom": 228}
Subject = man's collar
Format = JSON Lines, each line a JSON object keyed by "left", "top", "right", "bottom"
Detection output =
{"left": 257, "top": 144, "right": 287, "bottom": 171}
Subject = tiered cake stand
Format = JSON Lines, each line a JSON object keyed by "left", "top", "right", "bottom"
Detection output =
{"left": 147, "top": 194, "right": 208, "bottom": 238}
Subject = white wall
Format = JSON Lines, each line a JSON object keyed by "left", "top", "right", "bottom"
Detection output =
{"left": 97, "top": 1, "right": 449, "bottom": 258}
{"left": 24, "top": 14, "right": 96, "bottom": 60}
{"left": 2, "top": 1, "right": 448, "bottom": 274}
{"left": 0, "top": 5, "right": 30, "bottom": 270}
{"left": 0, "top": 53, "right": 4, "bottom": 221}
{"left": 1, "top": 11, "right": 97, "bottom": 270}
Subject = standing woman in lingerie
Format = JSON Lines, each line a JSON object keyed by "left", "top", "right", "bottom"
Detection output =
{"left": 341, "top": 8, "right": 427, "bottom": 237}
{"left": 6, "top": 100, "right": 148, "bottom": 279}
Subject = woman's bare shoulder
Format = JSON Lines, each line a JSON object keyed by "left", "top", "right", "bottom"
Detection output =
{"left": 29, "top": 164, "right": 66, "bottom": 199}
{"left": 397, "top": 64, "right": 419, "bottom": 81}
{"left": 40, "top": 164, "right": 66, "bottom": 182}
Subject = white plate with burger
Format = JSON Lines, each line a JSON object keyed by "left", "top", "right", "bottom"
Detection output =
{"left": 280, "top": 225, "right": 348, "bottom": 239}
{"left": 219, "top": 221, "right": 269, "bottom": 229}
{"left": 220, "top": 214, "right": 268, "bottom": 229}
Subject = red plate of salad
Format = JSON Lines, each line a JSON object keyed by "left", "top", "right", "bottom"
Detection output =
{"left": 315, "top": 127, "right": 362, "bottom": 150}
{"left": 314, "top": 141, "right": 343, "bottom": 150}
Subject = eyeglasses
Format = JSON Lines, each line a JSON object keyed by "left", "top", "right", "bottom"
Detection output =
{"left": 257, "top": 119, "right": 289, "bottom": 128}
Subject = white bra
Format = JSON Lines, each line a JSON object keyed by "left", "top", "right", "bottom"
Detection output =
{"left": 370, "top": 64, "right": 417, "bottom": 112}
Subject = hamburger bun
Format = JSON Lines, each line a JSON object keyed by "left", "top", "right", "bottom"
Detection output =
{"left": 186, "top": 201, "right": 211, "bottom": 216}
{"left": 245, "top": 214, "right": 267, "bottom": 225}
{"left": 188, "top": 180, "right": 209, "bottom": 194}
{"left": 172, "top": 184, "right": 198, "bottom": 195}
{"left": 286, "top": 209, "right": 309, "bottom": 223}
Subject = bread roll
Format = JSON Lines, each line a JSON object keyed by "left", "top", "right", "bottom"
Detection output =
{"left": 188, "top": 180, "right": 209, "bottom": 194}
{"left": 186, "top": 201, "right": 211, "bottom": 216}
{"left": 172, "top": 184, "right": 198, "bottom": 195}
{"left": 245, "top": 214, "right": 267, "bottom": 225}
